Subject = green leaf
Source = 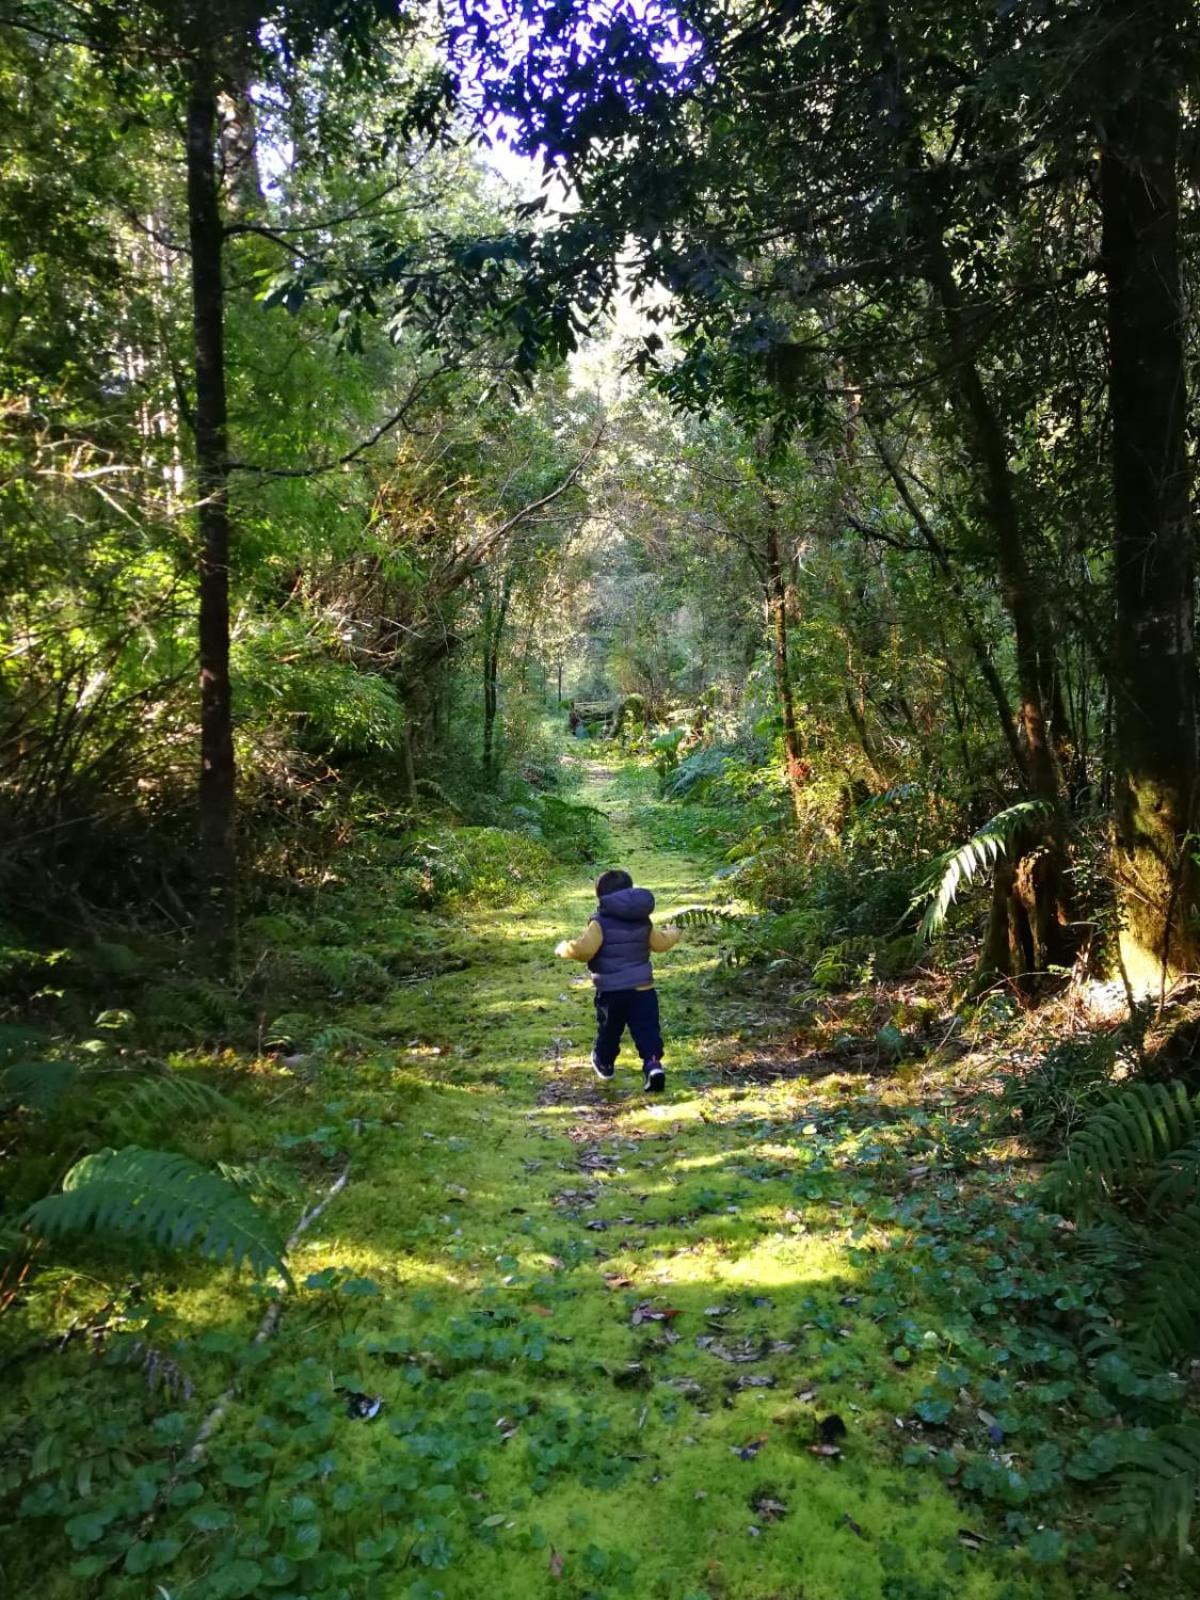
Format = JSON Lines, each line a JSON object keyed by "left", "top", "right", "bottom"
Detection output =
{"left": 207, "top": 1557, "right": 265, "bottom": 1598}
{"left": 1025, "top": 1528, "right": 1067, "bottom": 1565}
{"left": 123, "top": 1537, "right": 182, "bottom": 1575}
{"left": 22, "top": 1146, "right": 290, "bottom": 1282}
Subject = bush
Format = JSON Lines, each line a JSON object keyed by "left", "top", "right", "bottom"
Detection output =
{"left": 997, "top": 1029, "right": 1130, "bottom": 1149}
{"left": 661, "top": 746, "right": 730, "bottom": 801}
{"left": 533, "top": 795, "right": 608, "bottom": 862}
{"left": 393, "top": 827, "right": 552, "bottom": 908}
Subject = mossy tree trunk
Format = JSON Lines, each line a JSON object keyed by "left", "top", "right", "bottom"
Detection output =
{"left": 1100, "top": 0, "right": 1199, "bottom": 990}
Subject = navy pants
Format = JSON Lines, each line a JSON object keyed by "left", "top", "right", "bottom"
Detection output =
{"left": 593, "top": 987, "right": 664, "bottom": 1068}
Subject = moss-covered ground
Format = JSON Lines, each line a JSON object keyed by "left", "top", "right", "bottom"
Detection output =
{"left": 2, "top": 756, "right": 1177, "bottom": 1598}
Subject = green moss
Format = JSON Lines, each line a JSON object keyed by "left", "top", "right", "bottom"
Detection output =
{"left": 0, "top": 757, "right": 1151, "bottom": 1597}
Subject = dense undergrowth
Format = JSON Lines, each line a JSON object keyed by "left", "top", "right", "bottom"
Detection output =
{"left": 2, "top": 747, "right": 1200, "bottom": 1598}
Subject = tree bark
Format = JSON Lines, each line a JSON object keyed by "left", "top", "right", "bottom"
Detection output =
{"left": 186, "top": 49, "right": 237, "bottom": 958}
{"left": 481, "top": 581, "right": 510, "bottom": 779}
{"left": 1100, "top": 1, "right": 1199, "bottom": 989}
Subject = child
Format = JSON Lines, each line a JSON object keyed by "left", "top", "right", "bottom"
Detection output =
{"left": 555, "top": 868, "right": 681, "bottom": 1092}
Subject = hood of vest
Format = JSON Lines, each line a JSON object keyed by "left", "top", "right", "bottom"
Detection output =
{"left": 596, "top": 887, "right": 655, "bottom": 921}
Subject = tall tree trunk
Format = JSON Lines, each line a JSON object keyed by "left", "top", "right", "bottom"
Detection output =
{"left": 1100, "top": 2, "right": 1199, "bottom": 989}
{"left": 186, "top": 47, "right": 237, "bottom": 960}
{"left": 918, "top": 226, "right": 1062, "bottom": 810}
{"left": 764, "top": 519, "right": 806, "bottom": 820}
{"left": 482, "top": 582, "right": 510, "bottom": 780}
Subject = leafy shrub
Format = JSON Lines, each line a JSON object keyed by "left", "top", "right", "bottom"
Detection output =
{"left": 533, "top": 794, "right": 608, "bottom": 862}
{"left": 661, "top": 746, "right": 730, "bottom": 801}
{"left": 253, "top": 946, "right": 392, "bottom": 1004}
{"left": 393, "top": 826, "right": 552, "bottom": 908}
{"left": 997, "top": 1030, "right": 1128, "bottom": 1148}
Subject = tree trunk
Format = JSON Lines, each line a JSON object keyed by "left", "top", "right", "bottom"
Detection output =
{"left": 186, "top": 49, "right": 237, "bottom": 960}
{"left": 1100, "top": 3, "right": 1199, "bottom": 990}
{"left": 764, "top": 519, "right": 806, "bottom": 820}
{"left": 919, "top": 226, "right": 1062, "bottom": 810}
{"left": 482, "top": 582, "right": 510, "bottom": 780}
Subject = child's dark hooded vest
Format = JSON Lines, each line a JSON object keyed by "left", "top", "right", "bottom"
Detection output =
{"left": 588, "top": 887, "right": 655, "bottom": 992}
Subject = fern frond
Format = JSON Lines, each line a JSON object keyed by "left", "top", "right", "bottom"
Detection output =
{"left": 672, "top": 906, "right": 744, "bottom": 929}
{"left": 414, "top": 778, "right": 460, "bottom": 813}
{"left": 1134, "top": 1200, "right": 1200, "bottom": 1365}
{"left": 913, "top": 800, "right": 1054, "bottom": 943}
{"left": 23, "top": 1147, "right": 290, "bottom": 1283}
{"left": 1148, "top": 1134, "right": 1200, "bottom": 1210}
{"left": 307, "top": 1025, "right": 373, "bottom": 1057}
{"left": 216, "top": 1160, "right": 301, "bottom": 1202}
{"left": 1046, "top": 1081, "right": 1200, "bottom": 1214}
{"left": 0, "top": 1059, "right": 82, "bottom": 1113}
{"left": 1108, "top": 1424, "right": 1200, "bottom": 1553}
{"left": 107, "top": 1075, "right": 233, "bottom": 1142}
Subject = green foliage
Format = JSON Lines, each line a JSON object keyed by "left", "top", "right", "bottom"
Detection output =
{"left": 532, "top": 793, "right": 608, "bottom": 862}
{"left": 996, "top": 1031, "right": 1126, "bottom": 1147}
{"left": 1045, "top": 1080, "right": 1200, "bottom": 1214}
{"left": 1108, "top": 1424, "right": 1200, "bottom": 1554}
{"left": 394, "top": 827, "right": 553, "bottom": 908}
{"left": 0, "top": 1058, "right": 82, "bottom": 1113}
{"left": 672, "top": 905, "right": 744, "bottom": 929}
{"left": 661, "top": 746, "right": 730, "bottom": 801}
{"left": 22, "top": 1146, "right": 290, "bottom": 1282}
{"left": 106, "top": 1075, "right": 235, "bottom": 1144}
{"left": 914, "top": 801, "right": 1056, "bottom": 943}
{"left": 1137, "top": 1201, "right": 1200, "bottom": 1365}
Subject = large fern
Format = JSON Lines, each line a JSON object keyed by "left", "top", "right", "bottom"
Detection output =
{"left": 0, "top": 1058, "right": 82, "bottom": 1113}
{"left": 22, "top": 1147, "right": 290, "bottom": 1282}
{"left": 1045, "top": 1081, "right": 1200, "bottom": 1214}
{"left": 1, "top": 1059, "right": 234, "bottom": 1140}
{"left": 107, "top": 1075, "right": 234, "bottom": 1142}
{"left": 1108, "top": 1424, "right": 1200, "bottom": 1554}
{"left": 913, "top": 799, "right": 1054, "bottom": 942}
{"left": 1134, "top": 1200, "right": 1200, "bottom": 1365}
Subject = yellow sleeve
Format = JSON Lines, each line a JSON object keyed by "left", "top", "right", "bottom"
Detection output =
{"left": 556, "top": 921, "right": 603, "bottom": 961}
{"left": 649, "top": 922, "right": 681, "bottom": 953}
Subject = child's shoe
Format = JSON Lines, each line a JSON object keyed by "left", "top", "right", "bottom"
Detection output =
{"left": 592, "top": 1053, "right": 615, "bottom": 1081}
{"left": 642, "top": 1059, "right": 665, "bottom": 1093}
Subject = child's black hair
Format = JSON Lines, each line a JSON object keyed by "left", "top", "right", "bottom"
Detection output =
{"left": 595, "top": 868, "right": 633, "bottom": 898}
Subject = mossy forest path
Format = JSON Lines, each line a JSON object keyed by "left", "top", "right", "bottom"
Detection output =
{"left": 224, "top": 759, "right": 1088, "bottom": 1600}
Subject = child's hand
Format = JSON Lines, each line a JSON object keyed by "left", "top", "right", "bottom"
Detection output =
{"left": 554, "top": 940, "right": 572, "bottom": 958}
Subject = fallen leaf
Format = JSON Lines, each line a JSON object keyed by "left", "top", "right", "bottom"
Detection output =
{"left": 604, "top": 1274, "right": 634, "bottom": 1289}
{"left": 549, "top": 1548, "right": 564, "bottom": 1579}
{"left": 808, "top": 1442, "right": 842, "bottom": 1458}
